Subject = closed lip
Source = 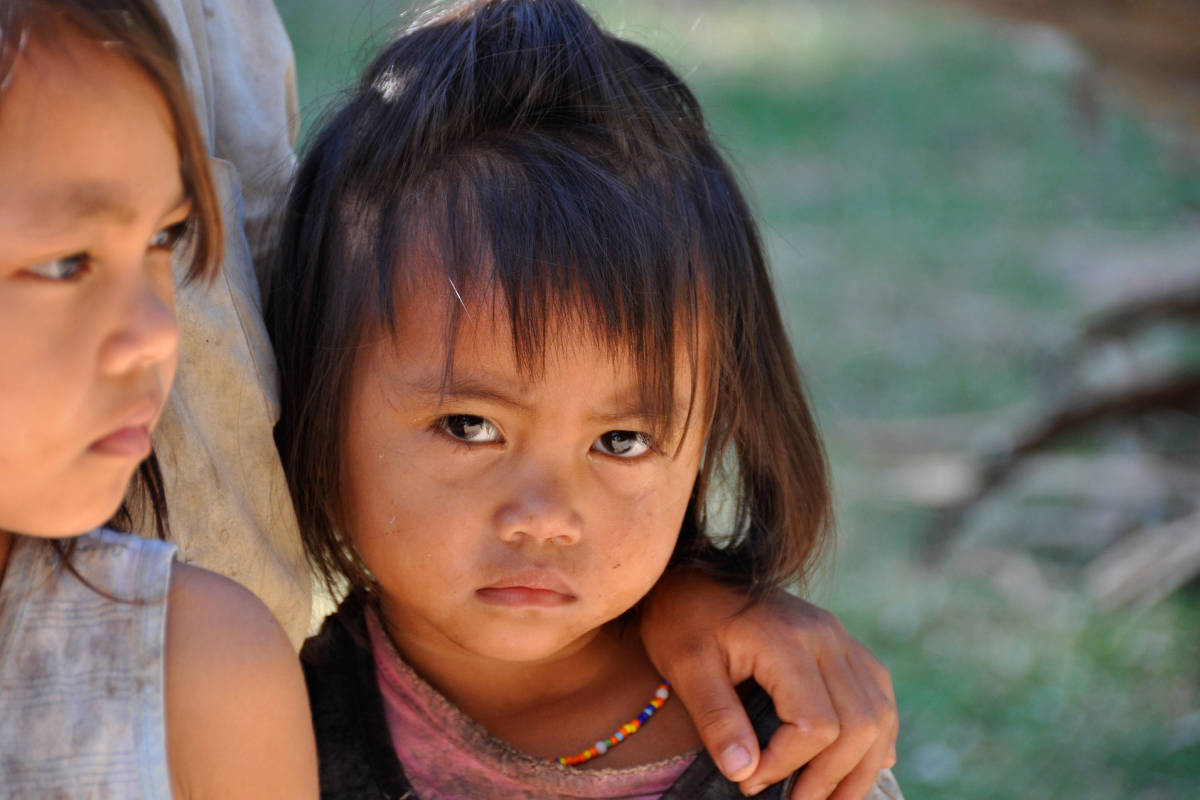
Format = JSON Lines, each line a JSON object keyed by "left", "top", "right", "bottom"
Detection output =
{"left": 89, "top": 398, "right": 163, "bottom": 458}
{"left": 476, "top": 570, "right": 577, "bottom": 606}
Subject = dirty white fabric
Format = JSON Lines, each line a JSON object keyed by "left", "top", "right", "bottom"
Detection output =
{"left": 136, "top": 0, "right": 310, "bottom": 647}
{"left": 0, "top": 530, "right": 176, "bottom": 797}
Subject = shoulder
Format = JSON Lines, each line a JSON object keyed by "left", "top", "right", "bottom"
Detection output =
{"left": 301, "top": 593, "right": 413, "bottom": 800}
{"left": 165, "top": 563, "right": 318, "bottom": 799}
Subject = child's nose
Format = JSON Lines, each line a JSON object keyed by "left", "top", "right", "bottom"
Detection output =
{"left": 494, "top": 472, "right": 583, "bottom": 547}
{"left": 98, "top": 273, "right": 178, "bottom": 377}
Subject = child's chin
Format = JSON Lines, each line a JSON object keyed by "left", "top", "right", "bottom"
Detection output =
{"left": 11, "top": 507, "right": 121, "bottom": 538}
{"left": 15, "top": 481, "right": 131, "bottom": 537}
{"left": 464, "top": 624, "right": 597, "bottom": 664}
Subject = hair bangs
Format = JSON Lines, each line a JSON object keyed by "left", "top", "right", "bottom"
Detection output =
{"left": 272, "top": 0, "right": 833, "bottom": 601}
{"left": 390, "top": 135, "right": 710, "bottom": 443}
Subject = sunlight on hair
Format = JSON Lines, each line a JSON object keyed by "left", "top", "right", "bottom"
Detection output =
{"left": 373, "top": 65, "right": 404, "bottom": 101}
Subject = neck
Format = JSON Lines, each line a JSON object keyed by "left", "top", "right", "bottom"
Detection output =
{"left": 376, "top": 602, "right": 701, "bottom": 765}
{"left": 380, "top": 596, "right": 639, "bottom": 720}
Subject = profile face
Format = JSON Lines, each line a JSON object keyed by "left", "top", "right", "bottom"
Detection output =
{"left": 340, "top": 271, "right": 707, "bottom": 668}
{"left": 0, "top": 32, "right": 188, "bottom": 536}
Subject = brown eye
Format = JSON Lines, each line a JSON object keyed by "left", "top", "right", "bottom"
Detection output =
{"left": 593, "top": 430, "right": 651, "bottom": 458}
{"left": 438, "top": 415, "right": 501, "bottom": 444}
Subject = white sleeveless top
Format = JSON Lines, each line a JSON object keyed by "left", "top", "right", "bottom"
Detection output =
{"left": 0, "top": 529, "right": 176, "bottom": 798}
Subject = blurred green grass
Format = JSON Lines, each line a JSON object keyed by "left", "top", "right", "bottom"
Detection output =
{"left": 276, "top": 1, "right": 1200, "bottom": 796}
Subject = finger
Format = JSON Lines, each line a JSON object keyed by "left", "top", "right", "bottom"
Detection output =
{"left": 825, "top": 733, "right": 893, "bottom": 800}
{"left": 775, "top": 654, "right": 880, "bottom": 800}
{"left": 848, "top": 641, "right": 898, "bottom": 766}
{"left": 736, "top": 657, "right": 840, "bottom": 794}
{"left": 818, "top": 650, "right": 898, "bottom": 800}
{"left": 663, "top": 641, "right": 761, "bottom": 782}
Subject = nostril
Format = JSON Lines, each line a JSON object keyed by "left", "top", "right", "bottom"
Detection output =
{"left": 494, "top": 503, "right": 583, "bottom": 546}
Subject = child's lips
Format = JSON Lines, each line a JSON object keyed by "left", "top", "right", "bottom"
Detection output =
{"left": 476, "top": 572, "right": 577, "bottom": 607}
{"left": 89, "top": 425, "right": 152, "bottom": 458}
{"left": 89, "top": 397, "right": 163, "bottom": 459}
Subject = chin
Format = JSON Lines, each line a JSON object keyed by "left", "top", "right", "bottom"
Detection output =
{"left": 464, "top": 625, "right": 589, "bottom": 664}
{"left": 17, "top": 485, "right": 131, "bottom": 538}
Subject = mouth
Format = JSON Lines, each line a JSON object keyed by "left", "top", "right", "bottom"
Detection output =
{"left": 89, "top": 399, "right": 162, "bottom": 459}
{"left": 476, "top": 570, "right": 577, "bottom": 607}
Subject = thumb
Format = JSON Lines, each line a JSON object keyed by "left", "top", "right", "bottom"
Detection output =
{"left": 666, "top": 649, "right": 761, "bottom": 783}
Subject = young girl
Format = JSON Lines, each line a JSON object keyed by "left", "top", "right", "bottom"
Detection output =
{"left": 0, "top": 0, "right": 317, "bottom": 795}
{"left": 268, "top": 1, "right": 902, "bottom": 798}
{"left": 144, "top": 7, "right": 902, "bottom": 798}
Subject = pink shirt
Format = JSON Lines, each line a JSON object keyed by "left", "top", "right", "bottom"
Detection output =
{"left": 366, "top": 608, "right": 698, "bottom": 800}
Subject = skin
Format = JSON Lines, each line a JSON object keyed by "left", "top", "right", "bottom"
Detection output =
{"left": 341, "top": 270, "right": 901, "bottom": 791}
{"left": 0, "top": 31, "right": 317, "bottom": 799}
{"left": 0, "top": 14, "right": 897, "bottom": 798}
{"left": 343, "top": 276, "right": 706, "bottom": 764}
{"left": 642, "top": 573, "right": 899, "bottom": 797}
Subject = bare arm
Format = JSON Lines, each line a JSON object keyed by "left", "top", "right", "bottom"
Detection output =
{"left": 165, "top": 563, "right": 318, "bottom": 799}
{"left": 641, "top": 570, "right": 898, "bottom": 799}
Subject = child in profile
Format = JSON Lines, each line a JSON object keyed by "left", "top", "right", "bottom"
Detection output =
{"left": 269, "top": 0, "right": 903, "bottom": 797}
{"left": 0, "top": 0, "right": 317, "bottom": 795}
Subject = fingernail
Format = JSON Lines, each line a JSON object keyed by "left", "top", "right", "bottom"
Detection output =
{"left": 720, "top": 743, "right": 752, "bottom": 777}
{"left": 742, "top": 783, "right": 766, "bottom": 797}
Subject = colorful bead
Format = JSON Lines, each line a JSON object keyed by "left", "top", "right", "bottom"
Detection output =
{"left": 552, "top": 679, "right": 670, "bottom": 766}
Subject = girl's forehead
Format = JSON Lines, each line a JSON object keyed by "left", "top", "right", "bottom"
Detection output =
{"left": 375, "top": 268, "right": 708, "bottom": 431}
{"left": 0, "top": 32, "right": 183, "bottom": 259}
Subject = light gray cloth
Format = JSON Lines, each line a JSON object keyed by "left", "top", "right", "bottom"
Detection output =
{"left": 0, "top": 530, "right": 176, "bottom": 798}
{"left": 138, "top": 0, "right": 311, "bottom": 647}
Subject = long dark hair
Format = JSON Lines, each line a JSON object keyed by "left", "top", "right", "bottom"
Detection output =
{"left": 1, "top": 0, "right": 223, "bottom": 545}
{"left": 270, "top": 0, "right": 831, "bottom": 601}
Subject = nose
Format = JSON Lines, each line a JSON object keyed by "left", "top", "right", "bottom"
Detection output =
{"left": 98, "top": 269, "right": 179, "bottom": 377}
{"left": 494, "top": 469, "right": 584, "bottom": 547}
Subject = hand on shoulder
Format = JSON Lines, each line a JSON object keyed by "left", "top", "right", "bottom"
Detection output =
{"left": 165, "top": 563, "right": 318, "bottom": 799}
{"left": 641, "top": 569, "right": 898, "bottom": 799}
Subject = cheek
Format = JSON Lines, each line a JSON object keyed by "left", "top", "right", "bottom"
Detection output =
{"left": 340, "top": 431, "right": 482, "bottom": 590}
{"left": 0, "top": 303, "right": 93, "bottom": 457}
{"left": 599, "top": 472, "right": 696, "bottom": 584}
{"left": 618, "top": 464, "right": 696, "bottom": 531}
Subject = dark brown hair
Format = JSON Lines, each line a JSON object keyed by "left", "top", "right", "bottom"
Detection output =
{"left": 269, "top": 0, "right": 831, "bottom": 600}
{"left": 1, "top": 0, "right": 223, "bottom": 544}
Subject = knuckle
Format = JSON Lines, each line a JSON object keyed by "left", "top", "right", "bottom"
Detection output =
{"left": 801, "top": 717, "right": 840, "bottom": 747}
{"left": 673, "top": 633, "right": 713, "bottom": 662}
{"left": 835, "top": 712, "right": 880, "bottom": 749}
{"left": 693, "top": 702, "right": 741, "bottom": 734}
{"left": 852, "top": 716, "right": 883, "bottom": 745}
{"left": 807, "top": 605, "right": 841, "bottom": 635}
{"left": 868, "top": 691, "right": 898, "bottom": 728}
{"left": 882, "top": 701, "right": 899, "bottom": 732}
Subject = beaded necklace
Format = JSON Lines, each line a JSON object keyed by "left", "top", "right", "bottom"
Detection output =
{"left": 552, "top": 679, "right": 671, "bottom": 766}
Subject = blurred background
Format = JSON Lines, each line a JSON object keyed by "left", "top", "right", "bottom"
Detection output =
{"left": 274, "top": 1, "right": 1200, "bottom": 796}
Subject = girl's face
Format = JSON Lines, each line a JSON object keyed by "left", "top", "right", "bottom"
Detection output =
{"left": 342, "top": 273, "right": 707, "bottom": 667}
{"left": 0, "top": 34, "right": 186, "bottom": 537}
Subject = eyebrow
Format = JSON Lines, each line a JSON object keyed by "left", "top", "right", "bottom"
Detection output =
{"left": 403, "top": 370, "right": 686, "bottom": 427}
{"left": 26, "top": 182, "right": 188, "bottom": 230}
{"left": 404, "top": 372, "right": 525, "bottom": 409}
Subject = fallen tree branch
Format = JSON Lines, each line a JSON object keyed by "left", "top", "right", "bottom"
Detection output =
{"left": 1083, "top": 284, "right": 1200, "bottom": 341}
{"left": 923, "top": 368, "right": 1200, "bottom": 561}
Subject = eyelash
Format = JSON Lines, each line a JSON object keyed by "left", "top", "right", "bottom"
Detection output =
{"left": 23, "top": 221, "right": 189, "bottom": 282}
{"left": 149, "top": 221, "right": 188, "bottom": 252}
{"left": 434, "top": 414, "right": 657, "bottom": 460}
{"left": 435, "top": 414, "right": 502, "bottom": 445}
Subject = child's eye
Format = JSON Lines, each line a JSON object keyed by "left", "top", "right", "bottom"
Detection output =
{"left": 149, "top": 222, "right": 188, "bottom": 252}
{"left": 592, "top": 430, "right": 653, "bottom": 458}
{"left": 24, "top": 253, "right": 89, "bottom": 281}
{"left": 438, "top": 414, "right": 502, "bottom": 444}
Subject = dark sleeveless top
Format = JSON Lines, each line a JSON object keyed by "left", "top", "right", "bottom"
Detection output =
{"left": 301, "top": 592, "right": 797, "bottom": 800}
